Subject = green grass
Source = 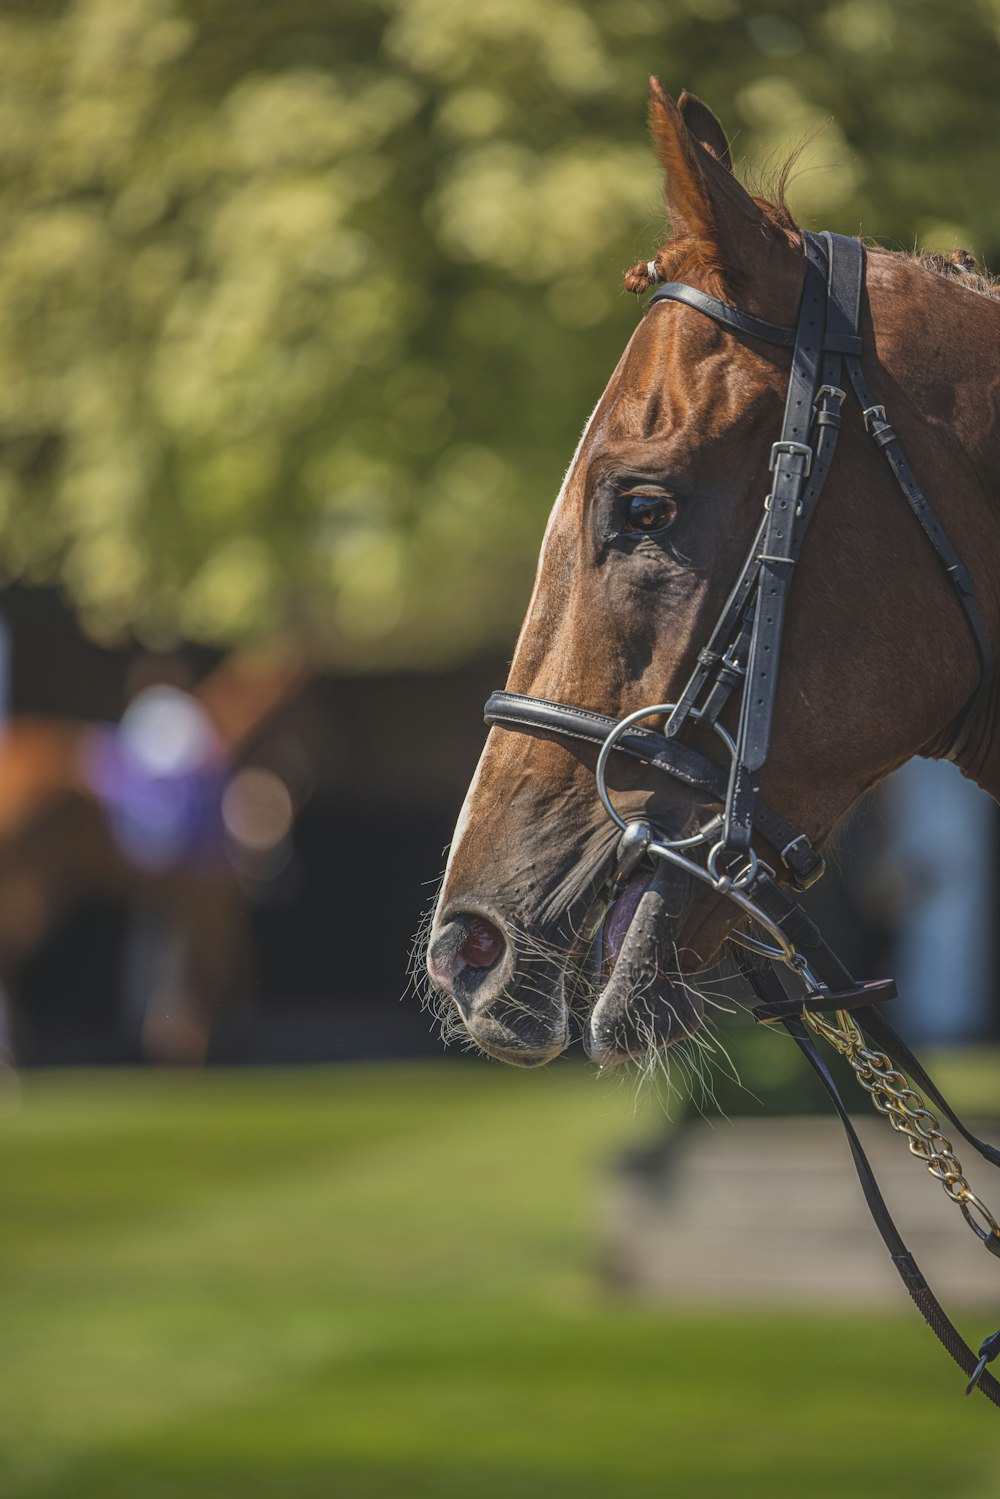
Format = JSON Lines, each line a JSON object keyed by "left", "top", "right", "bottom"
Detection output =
{"left": 2, "top": 1061, "right": 1000, "bottom": 1498}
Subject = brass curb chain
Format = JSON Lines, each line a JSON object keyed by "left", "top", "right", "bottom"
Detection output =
{"left": 804, "top": 1007, "right": 1000, "bottom": 1246}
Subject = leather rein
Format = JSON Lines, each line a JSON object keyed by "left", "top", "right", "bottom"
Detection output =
{"left": 484, "top": 231, "right": 1000, "bottom": 1404}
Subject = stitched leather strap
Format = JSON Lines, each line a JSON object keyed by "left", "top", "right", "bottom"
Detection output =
{"left": 662, "top": 515, "right": 767, "bottom": 739}
{"left": 647, "top": 282, "right": 794, "bottom": 346}
{"left": 726, "top": 240, "right": 834, "bottom": 850}
{"left": 812, "top": 229, "right": 989, "bottom": 760}
{"left": 483, "top": 690, "right": 824, "bottom": 886}
{"left": 841, "top": 354, "right": 993, "bottom": 760}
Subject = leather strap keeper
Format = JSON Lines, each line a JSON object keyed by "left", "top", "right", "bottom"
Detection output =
{"left": 752, "top": 978, "right": 898, "bottom": 1025}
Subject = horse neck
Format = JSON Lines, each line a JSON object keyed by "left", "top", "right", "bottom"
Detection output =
{"left": 958, "top": 350, "right": 1000, "bottom": 799}
{"left": 876, "top": 260, "right": 1000, "bottom": 795}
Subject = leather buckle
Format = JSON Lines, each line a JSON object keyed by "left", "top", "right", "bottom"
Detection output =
{"left": 814, "top": 385, "right": 846, "bottom": 430}
{"left": 769, "top": 440, "right": 813, "bottom": 476}
{"left": 779, "top": 832, "right": 826, "bottom": 889}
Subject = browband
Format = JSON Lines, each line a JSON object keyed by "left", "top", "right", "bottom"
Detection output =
{"left": 646, "top": 282, "right": 794, "bottom": 346}
{"left": 647, "top": 278, "right": 863, "bottom": 358}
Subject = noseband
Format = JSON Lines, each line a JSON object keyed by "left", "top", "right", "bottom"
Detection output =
{"left": 484, "top": 231, "right": 1000, "bottom": 1404}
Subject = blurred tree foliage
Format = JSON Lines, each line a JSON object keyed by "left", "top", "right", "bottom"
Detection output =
{"left": 3, "top": 0, "right": 1000, "bottom": 665}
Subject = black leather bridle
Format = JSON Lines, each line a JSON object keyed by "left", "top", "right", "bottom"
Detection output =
{"left": 483, "top": 231, "right": 1000, "bottom": 1404}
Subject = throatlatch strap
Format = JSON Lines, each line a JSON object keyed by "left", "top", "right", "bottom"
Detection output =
{"left": 841, "top": 354, "right": 993, "bottom": 760}
{"left": 814, "top": 228, "right": 991, "bottom": 758}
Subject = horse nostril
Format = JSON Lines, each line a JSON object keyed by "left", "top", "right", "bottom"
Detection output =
{"left": 427, "top": 912, "right": 507, "bottom": 993}
{"left": 457, "top": 915, "right": 504, "bottom": 970}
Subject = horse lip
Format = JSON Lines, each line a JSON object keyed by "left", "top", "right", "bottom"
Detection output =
{"left": 461, "top": 1009, "right": 569, "bottom": 1067}
{"left": 584, "top": 860, "right": 700, "bottom": 1062}
{"left": 583, "top": 1029, "right": 634, "bottom": 1066}
{"left": 602, "top": 868, "right": 656, "bottom": 974}
{"left": 477, "top": 1038, "right": 566, "bottom": 1068}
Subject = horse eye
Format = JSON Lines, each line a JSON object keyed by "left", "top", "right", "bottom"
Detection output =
{"left": 623, "top": 493, "right": 677, "bottom": 534}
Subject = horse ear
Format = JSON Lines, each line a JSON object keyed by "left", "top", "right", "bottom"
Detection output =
{"left": 647, "top": 77, "right": 716, "bottom": 242}
{"left": 678, "top": 90, "right": 732, "bottom": 172}
{"left": 648, "top": 78, "right": 784, "bottom": 286}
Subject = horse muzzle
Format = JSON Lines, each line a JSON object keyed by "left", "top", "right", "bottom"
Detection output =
{"left": 427, "top": 854, "right": 703, "bottom": 1068}
{"left": 427, "top": 906, "right": 570, "bottom": 1066}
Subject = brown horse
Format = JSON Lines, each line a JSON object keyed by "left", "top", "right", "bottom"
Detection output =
{"left": 0, "top": 644, "right": 307, "bottom": 1064}
{"left": 425, "top": 81, "right": 1000, "bottom": 1069}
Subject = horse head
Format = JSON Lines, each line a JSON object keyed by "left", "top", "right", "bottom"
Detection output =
{"left": 425, "top": 81, "right": 1000, "bottom": 1068}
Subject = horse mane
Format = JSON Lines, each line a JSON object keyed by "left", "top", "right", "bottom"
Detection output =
{"left": 625, "top": 152, "right": 998, "bottom": 300}
{"left": 879, "top": 246, "right": 1000, "bottom": 299}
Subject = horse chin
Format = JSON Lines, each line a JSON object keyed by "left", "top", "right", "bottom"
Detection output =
{"left": 584, "top": 861, "right": 703, "bottom": 1065}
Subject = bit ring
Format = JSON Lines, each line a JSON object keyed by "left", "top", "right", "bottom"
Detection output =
{"left": 595, "top": 703, "right": 735, "bottom": 838}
